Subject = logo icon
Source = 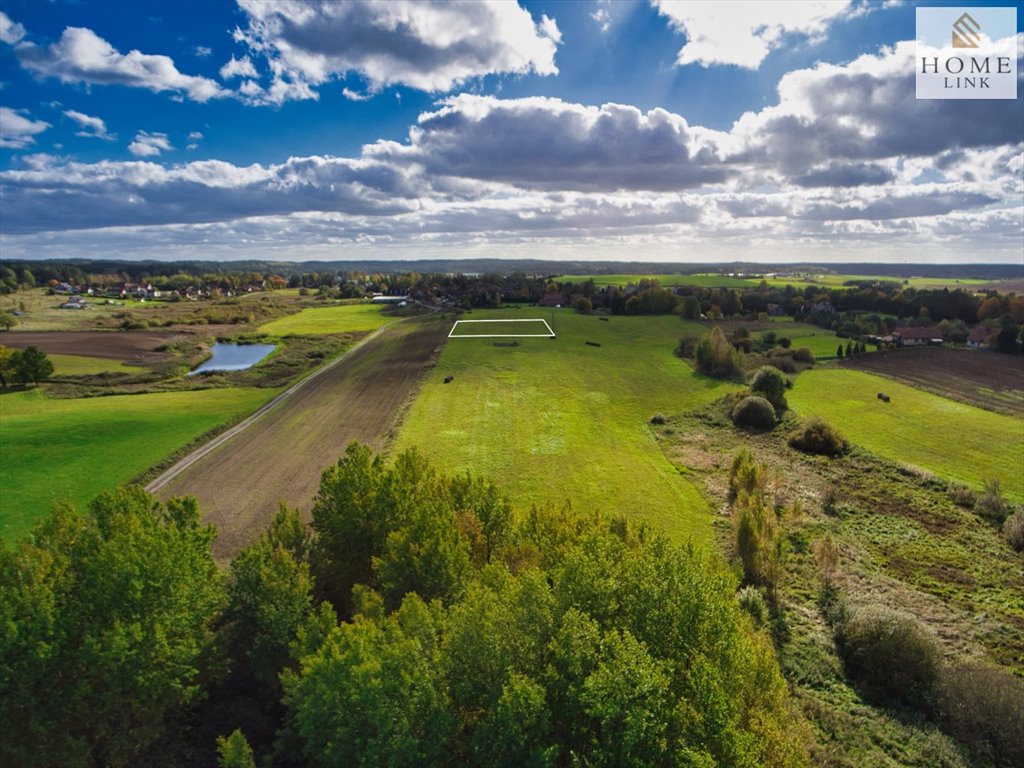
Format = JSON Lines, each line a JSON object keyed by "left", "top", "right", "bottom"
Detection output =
{"left": 951, "top": 12, "right": 981, "bottom": 48}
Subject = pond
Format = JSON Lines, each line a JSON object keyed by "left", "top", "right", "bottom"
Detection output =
{"left": 188, "top": 342, "right": 276, "bottom": 375}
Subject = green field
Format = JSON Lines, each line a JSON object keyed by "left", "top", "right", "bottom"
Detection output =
{"left": 258, "top": 303, "right": 392, "bottom": 336}
{"left": 450, "top": 319, "right": 553, "bottom": 337}
{"left": 784, "top": 333, "right": 847, "bottom": 359}
{"left": 49, "top": 353, "right": 136, "bottom": 375}
{"left": 789, "top": 369, "right": 1024, "bottom": 500}
{"left": 556, "top": 273, "right": 757, "bottom": 288}
{"left": 0, "top": 386, "right": 277, "bottom": 542}
{"left": 394, "top": 310, "right": 741, "bottom": 544}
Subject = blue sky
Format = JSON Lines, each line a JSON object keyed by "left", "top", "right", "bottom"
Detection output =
{"left": 0, "top": 0, "right": 1021, "bottom": 263}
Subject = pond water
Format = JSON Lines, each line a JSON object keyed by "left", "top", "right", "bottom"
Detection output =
{"left": 188, "top": 343, "right": 276, "bottom": 375}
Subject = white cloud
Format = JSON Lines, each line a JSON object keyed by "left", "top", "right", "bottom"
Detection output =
{"left": 342, "top": 87, "right": 371, "bottom": 101}
{"left": 128, "top": 131, "right": 173, "bottom": 157}
{"left": 0, "top": 10, "right": 26, "bottom": 44}
{"left": 653, "top": 0, "right": 856, "bottom": 68}
{"left": 219, "top": 55, "right": 258, "bottom": 80}
{"left": 63, "top": 109, "right": 115, "bottom": 140}
{"left": 591, "top": 7, "right": 612, "bottom": 34}
{"left": 0, "top": 106, "right": 50, "bottom": 148}
{"left": 233, "top": 0, "right": 561, "bottom": 104}
{"left": 195, "top": 45, "right": 212, "bottom": 57}
{"left": 16, "top": 25, "right": 227, "bottom": 102}
{"left": 188, "top": 131, "right": 203, "bottom": 140}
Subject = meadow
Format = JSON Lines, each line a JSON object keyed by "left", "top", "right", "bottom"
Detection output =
{"left": 555, "top": 273, "right": 757, "bottom": 288}
{"left": 49, "top": 353, "right": 137, "bottom": 375}
{"left": 394, "top": 309, "right": 740, "bottom": 544}
{"left": 554, "top": 272, "right": 993, "bottom": 292}
{"left": 0, "top": 386, "right": 277, "bottom": 542}
{"left": 258, "top": 302, "right": 392, "bottom": 336}
{"left": 788, "top": 368, "right": 1024, "bottom": 500}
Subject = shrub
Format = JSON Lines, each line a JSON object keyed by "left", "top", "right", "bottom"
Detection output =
{"left": 778, "top": 336, "right": 792, "bottom": 348}
{"left": 749, "top": 366, "right": 790, "bottom": 411}
{"left": 975, "top": 478, "right": 1011, "bottom": 523}
{"left": 834, "top": 604, "right": 940, "bottom": 708}
{"left": 821, "top": 485, "right": 840, "bottom": 516}
{"left": 674, "top": 336, "right": 700, "bottom": 359}
{"left": 731, "top": 396, "right": 777, "bottom": 431}
{"left": 947, "top": 482, "right": 976, "bottom": 509}
{"left": 736, "top": 585, "right": 769, "bottom": 628}
{"left": 770, "top": 357, "right": 796, "bottom": 374}
{"left": 1003, "top": 510, "right": 1024, "bottom": 552}
{"left": 695, "top": 326, "right": 743, "bottom": 378}
{"left": 728, "top": 448, "right": 766, "bottom": 501}
{"left": 788, "top": 418, "right": 846, "bottom": 457}
{"left": 792, "top": 347, "right": 813, "bottom": 364}
{"left": 649, "top": 413, "right": 666, "bottom": 425}
{"left": 573, "top": 297, "right": 592, "bottom": 314}
{"left": 934, "top": 664, "right": 1024, "bottom": 767}
{"left": 733, "top": 491, "right": 781, "bottom": 590}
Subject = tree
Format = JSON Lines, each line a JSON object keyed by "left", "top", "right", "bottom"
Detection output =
{"left": 682, "top": 295, "right": 701, "bottom": 320}
{"left": 0, "top": 311, "right": 17, "bottom": 331}
{"left": 749, "top": 366, "right": 789, "bottom": 411}
{"left": 217, "top": 730, "right": 256, "bottom": 768}
{"left": 0, "top": 346, "right": 16, "bottom": 388}
{"left": 694, "top": 326, "right": 742, "bottom": 379}
{"left": 573, "top": 297, "right": 593, "bottom": 314}
{"left": 13, "top": 345, "right": 54, "bottom": 386}
{"left": 836, "top": 344, "right": 844, "bottom": 359}
{"left": 0, "top": 488, "right": 224, "bottom": 767}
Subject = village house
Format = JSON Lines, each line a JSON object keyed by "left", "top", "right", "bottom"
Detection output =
{"left": 58, "top": 295, "right": 88, "bottom": 310}
{"left": 892, "top": 326, "right": 943, "bottom": 347}
{"left": 967, "top": 325, "right": 998, "bottom": 349}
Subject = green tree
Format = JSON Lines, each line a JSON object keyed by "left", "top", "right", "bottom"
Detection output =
{"left": 682, "top": 295, "right": 701, "bottom": 320}
{"left": 694, "top": 326, "right": 742, "bottom": 378}
{"left": 0, "top": 345, "right": 16, "bottom": 388}
{"left": 217, "top": 729, "right": 256, "bottom": 768}
{"left": 0, "top": 488, "right": 224, "bottom": 767}
{"left": 573, "top": 297, "right": 593, "bottom": 314}
{"left": 734, "top": 490, "right": 781, "bottom": 591}
{"left": 13, "top": 345, "right": 54, "bottom": 386}
{"left": 472, "top": 673, "right": 557, "bottom": 768}
{"left": 749, "top": 365, "right": 789, "bottom": 411}
{"left": 836, "top": 344, "right": 844, "bottom": 358}
{"left": 0, "top": 310, "right": 17, "bottom": 330}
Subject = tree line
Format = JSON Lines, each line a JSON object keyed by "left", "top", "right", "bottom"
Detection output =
{"left": 1, "top": 444, "right": 810, "bottom": 768}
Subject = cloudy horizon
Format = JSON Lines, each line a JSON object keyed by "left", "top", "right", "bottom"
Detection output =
{"left": 0, "top": 0, "right": 1021, "bottom": 264}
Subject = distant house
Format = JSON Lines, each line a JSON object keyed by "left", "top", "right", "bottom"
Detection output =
{"left": 893, "top": 326, "right": 943, "bottom": 347}
{"left": 54, "top": 281, "right": 76, "bottom": 294}
{"left": 371, "top": 295, "right": 410, "bottom": 304}
{"left": 766, "top": 303, "right": 785, "bottom": 317}
{"left": 967, "top": 326, "right": 998, "bottom": 349}
{"left": 539, "top": 293, "right": 563, "bottom": 308}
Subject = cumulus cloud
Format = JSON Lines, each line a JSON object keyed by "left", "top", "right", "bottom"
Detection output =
{"left": 0, "top": 10, "right": 26, "bottom": 44}
{"left": 15, "top": 25, "right": 227, "bottom": 102}
{"left": 188, "top": 131, "right": 203, "bottom": 140}
{"left": 367, "top": 94, "right": 733, "bottom": 191}
{"left": 653, "top": 0, "right": 857, "bottom": 68}
{"left": 232, "top": 0, "right": 561, "bottom": 104}
{"left": 591, "top": 4, "right": 612, "bottom": 34}
{"left": 128, "top": 131, "right": 173, "bottom": 157}
{"left": 219, "top": 55, "right": 258, "bottom": 80}
{"left": 63, "top": 109, "right": 115, "bottom": 140}
{"left": 194, "top": 45, "right": 212, "bottom": 57}
{"left": 0, "top": 106, "right": 50, "bottom": 148}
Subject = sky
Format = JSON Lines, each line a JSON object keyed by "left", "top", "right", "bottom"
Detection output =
{"left": 0, "top": 0, "right": 1021, "bottom": 264}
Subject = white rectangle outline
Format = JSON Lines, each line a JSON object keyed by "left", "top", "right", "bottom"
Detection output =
{"left": 448, "top": 318, "right": 556, "bottom": 338}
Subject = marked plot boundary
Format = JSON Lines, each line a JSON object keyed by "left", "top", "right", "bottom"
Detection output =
{"left": 448, "top": 318, "right": 556, "bottom": 338}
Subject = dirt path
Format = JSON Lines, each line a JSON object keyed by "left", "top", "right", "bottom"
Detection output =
{"left": 150, "top": 316, "right": 449, "bottom": 558}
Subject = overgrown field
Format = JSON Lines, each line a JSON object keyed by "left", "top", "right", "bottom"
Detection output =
{"left": 394, "top": 309, "right": 740, "bottom": 544}
{"left": 0, "top": 386, "right": 276, "bottom": 542}
{"left": 258, "top": 302, "right": 391, "bottom": 336}
{"left": 655, "top": 404, "right": 1023, "bottom": 767}
{"left": 788, "top": 369, "right": 1024, "bottom": 500}
{"left": 48, "top": 353, "right": 136, "bottom": 375}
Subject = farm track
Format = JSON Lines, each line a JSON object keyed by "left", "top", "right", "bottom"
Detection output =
{"left": 0, "top": 330, "right": 183, "bottom": 361}
{"left": 151, "top": 315, "right": 449, "bottom": 558}
{"left": 840, "top": 347, "right": 1024, "bottom": 416}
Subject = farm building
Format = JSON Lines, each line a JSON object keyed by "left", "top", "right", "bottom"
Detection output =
{"left": 59, "top": 296, "right": 88, "bottom": 310}
{"left": 967, "top": 325, "right": 998, "bottom": 349}
{"left": 539, "top": 293, "right": 563, "bottom": 308}
{"left": 370, "top": 294, "right": 409, "bottom": 303}
{"left": 892, "top": 326, "right": 943, "bottom": 347}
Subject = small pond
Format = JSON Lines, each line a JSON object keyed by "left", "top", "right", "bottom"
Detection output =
{"left": 188, "top": 342, "right": 276, "bottom": 375}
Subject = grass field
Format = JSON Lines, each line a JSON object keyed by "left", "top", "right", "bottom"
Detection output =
{"left": 49, "top": 353, "right": 137, "bottom": 375}
{"left": 394, "top": 310, "right": 741, "bottom": 544}
{"left": 788, "top": 369, "right": 1024, "bottom": 500}
{"left": 0, "top": 386, "right": 277, "bottom": 542}
{"left": 555, "top": 273, "right": 757, "bottom": 288}
{"left": 785, "top": 333, "right": 847, "bottom": 359}
{"left": 258, "top": 303, "right": 392, "bottom": 336}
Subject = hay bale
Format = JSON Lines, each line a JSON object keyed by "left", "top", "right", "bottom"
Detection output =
{"left": 585, "top": 341, "right": 602, "bottom": 347}
{"left": 444, "top": 375, "right": 454, "bottom": 384}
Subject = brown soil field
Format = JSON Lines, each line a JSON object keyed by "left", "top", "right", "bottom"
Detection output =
{"left": 840, "top": 347, "right": 1024, "bottom": 416}
{"left": 0, "top": 330, "right": 185, "bottom": 362}
{"left": 151, "top": 316, "right": 449, "bottom": 558}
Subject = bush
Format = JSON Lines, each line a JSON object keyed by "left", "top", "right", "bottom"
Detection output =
{"left": 573, "top": 297, "right": 592, "bottom": 314}
{"left": 728, "top": 448, "right": 766, "bottom": 501}
{"left": 1003, "top": 510, "right": 1024, "bottom": 552}
{"left": 736, "top": 585, "right": 769, "bottom": 628}
{"left": 975, "top": 478, "right": 1011, "bottom": 523}
{"left": 731, "top": 396, "right": 776, "bottom": 431}
{"left": 649, "top": 413, "right": 666, "bottom": 425}
{"left": 792, "top": 347, "right": 814, "bottom": 364}
{"left": 947, "top": 482, "right": 976, "bottom": 509}
{"left": 788, "top": 418, "right": 846, "bottom": 457}
{"left": 695, "top": 326, "right": 743, "bottom": 378}
{"left": 674, "top": 336, "right": 700, "bottom": 359}
{"left": 834, "top": 604, "right": 941, "bottom": 708}
{"left": 749, "top": 366, "right": 790, "bottom": 411}
{"left": 934, "top": 664, "right": 1024, "bottom": 767}
{"left": 778, "top": 337, "right": 791, "bottom": 348}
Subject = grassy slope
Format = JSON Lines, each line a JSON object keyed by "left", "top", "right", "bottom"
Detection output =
{"left": 258, "top": 303, "right": 391, "bottom": 336}
{"left": 0, "top": 386, "right": 276, "bottom": 542}
{"left": 394, "top": 309, "right": 738, "bottom": 545}
{"left": 789, "top": 368, "right": 1024, "bottom": 500}
{"left": 656, "top": 407, "right": 1022, "bottom": 767}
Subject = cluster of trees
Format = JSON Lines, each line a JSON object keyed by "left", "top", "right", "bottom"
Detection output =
{"left": 1, "top": 444, "right": 810, "bottom": 767}
{"left": 0, "top": 345, "right": 54, "bottom": 387}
